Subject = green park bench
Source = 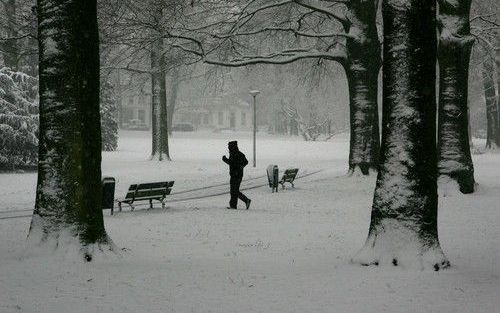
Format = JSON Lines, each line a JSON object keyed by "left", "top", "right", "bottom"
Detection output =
{"left": 279, "top": 168, "right": 299, "bottom": 189}
{"left": 117, "top": 181, "right": 174, "bottom": 213}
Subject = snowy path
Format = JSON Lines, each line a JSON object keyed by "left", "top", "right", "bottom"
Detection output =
{"left": 0, "top": 168, "right": 323, "bottom": 219}
{"left": 0, "top": 131, "right": 498, "bottom": 313}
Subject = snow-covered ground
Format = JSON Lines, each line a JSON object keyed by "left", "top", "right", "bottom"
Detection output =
{"left": 0, "top": 130, "right": 498, "bottom": 313}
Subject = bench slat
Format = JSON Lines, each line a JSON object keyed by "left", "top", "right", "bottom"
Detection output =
{"left": 134, "top": 196, "right": 165, "bottom": 201}
{"left": 137, "top": 182, "right": 169, "bottom": 189}
{"left": 135, "top": 189, "right": 167, "bottom": 199}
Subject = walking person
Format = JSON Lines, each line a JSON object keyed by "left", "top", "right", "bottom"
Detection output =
{"left": 222, "top": 141, "right": 251, "bottom": 210}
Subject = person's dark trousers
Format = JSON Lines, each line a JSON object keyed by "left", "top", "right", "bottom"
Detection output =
{"left": 229, "top": 176, "right": 249, "bottom": 209}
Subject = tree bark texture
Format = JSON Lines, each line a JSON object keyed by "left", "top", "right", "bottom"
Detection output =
{"left": 30, "top": 0, "right": 111, "bottom": 255}
{"left": 437, "top": 0, "right": 475, "bottom": 193}
{"left": 344, "top": 0, "right": 381, "bottom": 175}
{"left": 353, "top": 0, "right": 449, "bottom": 270}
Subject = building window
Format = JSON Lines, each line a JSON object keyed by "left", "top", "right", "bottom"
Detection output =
{"left": 123, "top": 108, "right": 133, "bottom": 122}
{"left": 218, "top": 112, "right": 223, "bottom": 125}
{"left": 203, "top": 114, "right": 209, "bottom": 125}
{"left": 241, "top": 112, "right": 246, "bottom": 126}
{"left": 138, "top": 110, "right": 145, "bottom": 123}
{"left": 128, "top": 97, "right": 134, "bottom": 107}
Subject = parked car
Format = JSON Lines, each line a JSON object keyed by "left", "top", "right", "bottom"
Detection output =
{"left": 123, "top": 119, "right": 149, "bottom": 131}
{"left": 172, "top": 123, "right": 195, "bottom": 132}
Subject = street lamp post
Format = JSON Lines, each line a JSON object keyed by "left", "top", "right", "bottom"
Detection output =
{"left": 249, "top": 90, "right": 260, "bottom": 167}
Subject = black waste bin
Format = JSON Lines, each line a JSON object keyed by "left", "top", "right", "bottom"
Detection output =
{"left": 267, "top": 165, "right": 279, "bottom": 193}
{"left": 102, "top": 177, "right": 116, "bottom": 215}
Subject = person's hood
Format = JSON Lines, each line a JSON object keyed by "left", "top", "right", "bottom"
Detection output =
{"left": 228, "top": 141, "right": 238, "bottom": 152}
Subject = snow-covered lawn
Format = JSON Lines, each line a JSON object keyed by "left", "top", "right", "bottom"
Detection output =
{"left": 0, "top": 131, "right": 498, "bottom": 313}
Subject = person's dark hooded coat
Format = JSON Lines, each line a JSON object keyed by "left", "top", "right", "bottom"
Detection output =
{"left": 223, "top": 141, "right": 248, "bottom": 178}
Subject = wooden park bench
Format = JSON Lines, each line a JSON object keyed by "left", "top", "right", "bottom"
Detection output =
{"left": 117, "top": 181, "right": 174, "bottom": 213}
{"left": 279, "top": 168, "right": 299, "bottom": 189}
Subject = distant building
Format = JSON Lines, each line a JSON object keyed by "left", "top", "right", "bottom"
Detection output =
{"left": 175, "top": 97, "right": 252, "bottom": 131}
{"left": 119, "top": 88, "right": 253, "bottom": 131}
{"left": 116, "top": 72, "right": 151, "bottom": 129}
{"left": 119, "top": 88, "right": 151, "bottom": 129}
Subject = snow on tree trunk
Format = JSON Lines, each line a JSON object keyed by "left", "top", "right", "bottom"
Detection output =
{"left": 345, "top": 0, "right": 381, "bottom": 175}
{"left": 352, "top": 0, "right": 449, "bottom": 270}
{"left": 437, "top": 0, "right": 475, "bottom": 193}
{"left": 345, "top": 67, "right": 380, "bottom": 174}
{"left": 29, "top": 0, "right": 113, "bottom": 260}
{"left": 482, "top": 56, "right": 498, "bottom": 149}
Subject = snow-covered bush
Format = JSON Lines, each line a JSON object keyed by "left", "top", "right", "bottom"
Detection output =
{"left": 0, "top": 67, "right": 38, "bottom": 171}
{"left": 0, "top": 68, "right": 119, "bottom": 170}
{"left": 100, "top": 80, "right": 118, "bottom": 151}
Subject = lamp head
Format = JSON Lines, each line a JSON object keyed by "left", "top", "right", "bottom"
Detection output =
{"left": 249, "top": 90, "right": 260, "bottom": 97}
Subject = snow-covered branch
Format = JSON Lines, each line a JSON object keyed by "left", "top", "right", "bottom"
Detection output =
{"left": 292, "top": 0, "right": 349, "bottom": 27}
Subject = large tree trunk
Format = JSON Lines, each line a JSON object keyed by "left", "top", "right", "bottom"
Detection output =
{"left": 482, "top": 56, "right": 498, "bottom": 149}
{"left": 159, "top": 54, "right": 171, "bottom": 160}
{"left": 437, "top": 0, "right": 475, "bottom": 193}
{"left": 2, "top": 0, "right": 19, "bottom": 69}
{"left": 167, "top": 67, "right": 180, "bottom": 135}
{"left": 353, "top": 0, "right": 449, "bottom": 270}
{"left": 149, "top": 4, "right": 170, "bottom": 161}
{"left": 345, "top": 0, "right": 381, "bottom": 175}
{"left": 29, "top": 0, "right": 112, "bottom": 260}
{"left": 150, "top": 37, "right": 171, "bottom": 161}
{"left": 151, "top": 50, "right": 159, "bottom": 157}
{"left": 496, "top": 33, "right": 500, "bottom": 145}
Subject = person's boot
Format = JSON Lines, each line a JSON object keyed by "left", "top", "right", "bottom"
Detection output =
{"left": 245, "top": 199, "right": 251, "bottom": 210}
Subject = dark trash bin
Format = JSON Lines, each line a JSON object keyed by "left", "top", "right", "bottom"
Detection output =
{"left": 267, "top": 165, "right": 279, "bottom": 193}
{"left": 102, "top": 177, "right": 116, "bottom": 215}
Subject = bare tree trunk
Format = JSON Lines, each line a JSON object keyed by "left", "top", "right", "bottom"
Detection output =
{"left": 29, "top": 0, "right": 112, "bottom": 260}
{"left": 482, "top": 56, "right": 498, "bottom": 149}
{"left": 2, "top": 0, "right": 19, "bottom": 69}
{"left": 151, "top": 49, "right": 159, "bottom": 157}
{"left": 496, "top": 33, "right": 500, "bottom": 147}
{"left": 468, "top": 105, "right": 473, "bottom": 146}
{"left": 167, "top": 67, "right": 180, "bottom": 135}
{"left": 149, "top": 5, "right": 170, "bottom": 161}
{"left": 353, "top": 0, "right": 449, "bottom": 270}
{"left": 345, "top": 0, "right": 381, "bottom": 175}
{"left": 437, "top": 0, "right": 475, "bottom": 193}
{"left": 159, "top": 54, "right": 171, "bottom": 160}
{"left": 345, "top": 67, "right": 380, "bottom": 174}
